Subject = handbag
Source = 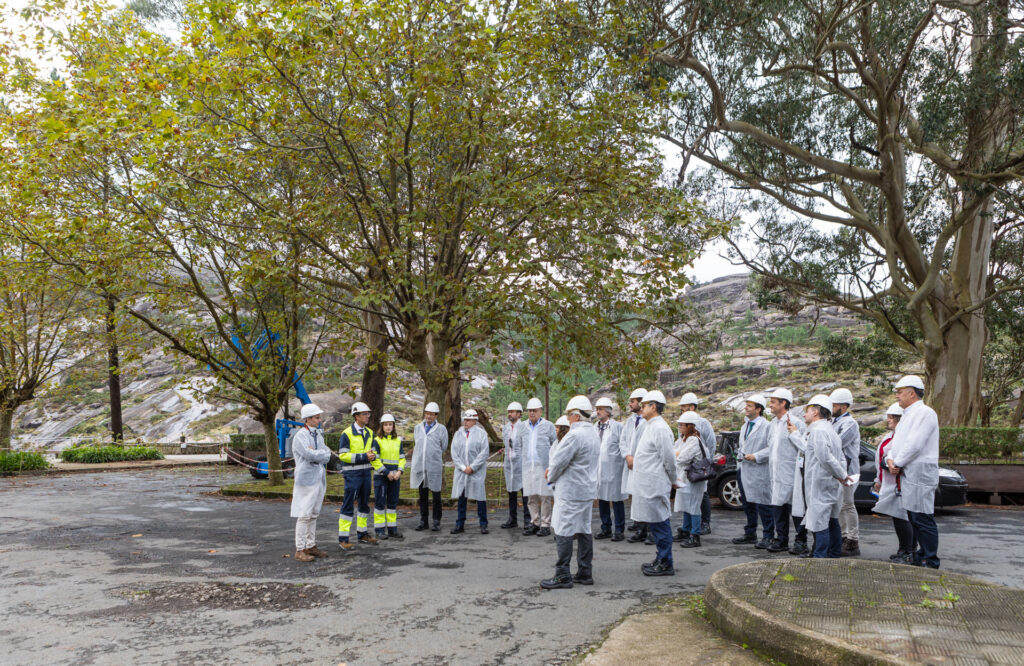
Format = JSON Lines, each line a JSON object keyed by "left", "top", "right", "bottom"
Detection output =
{"left": 685, "top": 439, "right": 716, "bottom": 483}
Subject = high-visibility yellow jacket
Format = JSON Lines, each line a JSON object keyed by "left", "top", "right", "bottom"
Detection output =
{"left": 373, "top": 434, "right": 406, "bottom": 474}
{"left": 338, "top": 424, "right": 375, "bottom": 471}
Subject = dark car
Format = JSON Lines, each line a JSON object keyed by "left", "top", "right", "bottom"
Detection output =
{"left": 709, "top": 431, "right": 968, "bottom": 510}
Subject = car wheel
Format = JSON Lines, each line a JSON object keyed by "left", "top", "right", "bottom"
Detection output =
{"left": 718, "top": 474, "right": 742, "bottom": 510}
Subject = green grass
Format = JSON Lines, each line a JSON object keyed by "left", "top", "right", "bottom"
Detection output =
{"left": 59, "top": 445, "right": 164, "bottom": 463}
{"left": 222, "top": 465, "right": 508, "bottom": 500}
{"left": 0, "top": 451, "right": 51, "bottom": 474}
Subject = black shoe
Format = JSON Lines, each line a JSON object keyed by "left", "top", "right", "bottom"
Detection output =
{"left": 673, "top": 529, "right": 687, "bottom": 542}
{"left": 700, "top": 522, "right": 711, "bottom": 535}
{"left": 732, "top": 534, "right": 758, "bottom": 545}
{"left": 627, "top": 531, "right": 647, "bottom": 543}
{"left": 389, "top": 529, "right": 404, "bottom": 540}
{"left": 766, "top": 539, "right": 785, "bottom": 553}
{"left": 536, "top": 527, "right": 552, "bottom": 537}
{"left": 431, "top": 521, "right": 441, "bottom": 531}
{"left": 415, "top": 521, "right": 428, "bottom": 531}
{"left": 594, "top": 529, "right": 612, "bottom": 540}
{"left": 500, "top": 518, "right": 518, "bottom": 529}
{"left": 450, "top": 526, "right": 465, "bottom": 534}
{"left": 375, "top": 529, "right": 388, "bottom": 541}
{"left": 892, "top": 552, "right": 915, "bottom": 565}
{"left": 644, "top": 533, "right": 655, "bottom": 546}
{"left": 788, "top": 541, "right": 809, "bottom": 556}
{"left": 681, "top": 535, "right": 701, "bottom": 548}
{"left": 540, "top": 575, "right": 574, "bottom": 590}
{"left": 523, "top": 524, "right": 539, "bottom": 536}
{"left": 799, "top": 550, "right": 814, "bottom": 559}
{"left": 480, "top": 526, "right": 489, "bottom": 534}
{"left": 754, "top": 538, "right": 771, "bottom": 550}
{"left": 611, "top": 531, "right": 625, "bottom": 542}
{"left": 642, "top": 560, "right": 675, "bottom": 576}
{"left": 572, "top": 572, "right": 594, "bottom": 586}
{"left": 627, "top": 522, "right": 639, "bottom": 532}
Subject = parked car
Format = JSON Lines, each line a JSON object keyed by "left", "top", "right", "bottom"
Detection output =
{"left": 709, "top": 431, "right": 968, "bottom": 510}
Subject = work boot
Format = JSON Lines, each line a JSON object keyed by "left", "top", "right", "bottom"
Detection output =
{"left": 540, "top": 574, "right": 574, "bottom": 590}
{"left": 307, "top": 546, "right": 328, "bottom": 558}
{"left": 892, "top": 552, "right": 915, "bottom": 565}
{"left": 841, "top": 539, "right": 861, "bottom": 557}
{"left": 890, "top": 549, "right": 911, "bottom": 561}
{"left": 594, "top": 528, "right": 612, "bottom": 540}
{"left": 523, "top": 523, "right": 539, "bottom": 536}
{"left": 414, "top": 520, "right": 428, "bottom": 531}
{"left": 627, "top": 527, "right": 648, "bottom": 543}
{"left": 641, "top": 559, "right": 675, "bottom": 576}
{"left": 480, "top": 525, "right": 489, "bottom": 535}
{"left": 673, "top": 528, "right": 688, "bottom": 542}
{"left": 644, "top": 532, "right": 655, "bottom": 546}
{"left": 799, "top": 549, "right": 814, "bottom": 559}
{"left": 681, "top": 535, "right": 702, "bottom": 548}
{"left": 754, "top": 538, "right": 771, "bottom": 550}
{"left": 431, "top": 521, "right": 441, "bottom": 532}
{"left": 450, "top": 525, "right": 465, "bottom": 534}
{"left": 536, "top": 527, "right": 552, "bottom": 537}
{"left": 358, "top": 533, "right": 379, "bottom": 545}
{"left": 388, "top": 527, "right": 403, "bottom": 540}
{"left": 295, "top": 549, "right": 315, "bottom": 562}
{"left": 700, "top": 522, "right": 712, "bottom": 535}
{"left": 338, "top": 540, "right": 355, "bottom": 552}
{"left": 788, "top": 540, "right": 809, "bottom": 556}
{"left": 611, "top": 531, "right": 625, "bottom": 542}
{"left": 732, "top": 534, "right": 758, "bottom": 545}
{"left": 572, "top": 572, "right": 594, "bottom": 586}
{"left": 375, "top": 528, "right": 389, "bottom": 541}
{"left": 500, "top": 518, "right": 518, "bottom": 529}
{"left": 627, "top": 522, "right": 639, "bottom": 532}
{"left": 766, "top": 539, "right": 786, "bottom": 553}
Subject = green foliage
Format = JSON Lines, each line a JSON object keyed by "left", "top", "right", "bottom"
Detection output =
{"left": 939, "top": 427, "right": 1023, "bottom": 460}
{"left": 0, "top": 451, "right": 50, "bottom": 473}
{"left": 59, "top": 445, "right": 164, "bottom": 463}
{"left": 821, "top": 326, "right": 914, "bottom": 378}
{"left": 860, "top": 426, "right": 886, "bottom": 442}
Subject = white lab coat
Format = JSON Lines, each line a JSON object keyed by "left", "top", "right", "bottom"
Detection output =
{"left": 768, "top": 412, "right": 806, "bottom": 507}
{"left": 290, "top": 427, "right": 332, "bottom": 518}
{"left": 519, "top": 418, "right": 557, "bottom": 497}
{"left": 596, "top": 419, "right": 628, "bottom": 502}
{"left": 451, "top": 425, "right": 490, "bottom": 501}
{"left": 872, "top": 433, "right": 907, "bottom": 520}
{"left": 833, "top": 412, "right": 862, "bottom": 476}
{"left": 629, "top": 415, "right": 676, "bottom": 523}
{"left": 502, "top": 420, "right": 524, "bottom": 492}
{"left": 737, "top": 415, "right": 771, "bottom": 504}
{"left": 548, "top": 421, "right": 600, "bottom": 536}
{"left": 673, "top": 435, "right": 707, "bottom": 515}
{"left": 885, "top": 400, "right": 940, "bottom": 515}
{"left": 411, "top": 421, "right": 448, "bottom": 492}
{"left": 799, "top": 419, "right": 848, "bottom": 532}
{"left": 619, "top": 412, "right": 646, "bottom": 495}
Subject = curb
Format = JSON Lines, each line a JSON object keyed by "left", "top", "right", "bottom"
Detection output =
{"left": 5, "top": 460, "right": 226, "bottom": 477}
{"left": 703, "top": 562, "right": 912, "bottom": 666}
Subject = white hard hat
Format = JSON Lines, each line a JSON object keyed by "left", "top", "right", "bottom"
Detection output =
{"left": 886, "top": 403, "right": 904, "bottom": 416}
{"left": 565, "top": 395, "right": 593, "bottom": 413}
{"left": 424, "top": 402, "right": 440, "bottom": 414}
{"left": 350, "top": 401, "right": 371, "bottom": 415}
{"left": 769, "top": 388, "right": 793, "bottom": 403}
{"left": 677, "top": 411, "right": 700, "bottom": 425}
{"left": 555, "top": 415, "right": 570, "bottom": 427}
{"left": 678, "top": 392, "right": 700, "bottom": 406}
{"left": 643, "top": 390, "right": 667, "bottom": 405}
{"left": 894, "top": 375, "right": 925, "bottom": 391}
{"left": 594, "top": 397, "right": 614, "bottom": 409}
{"left": 463, "top": 409, "right": 478, "bottom": 420}
{"left": 745, "top": 394, "right": 767, "bottom": 409}
{"left": 808, "top": 394, "right": 833, "bottom": 412}
{"left": 526, "top": 397, "right": 543, "bottom": 410}
{"left": 628, "top": 388, "right": 648, "bottom": 401}
{"left": 829, "top": 387, "right": 854, "bottom": 405}
{"left": 380, "top": 413, "right": 395, "bottom": 423}
{"left": 300, "top": 404, "right": 323, "bottom": 419}
{"left": 507, "top": 401, "right": 523, "bottom": 412}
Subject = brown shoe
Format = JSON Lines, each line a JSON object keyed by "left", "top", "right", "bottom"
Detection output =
{"left": 294, "top": 549, "right": 315, "bottom": 562}
{"left": 358, "top": 533, "right": 379, "bottom": 545}
{"left": 339, "top": 541, "right": 355, "bottom": 551}
{"left": 307, "top": 546, "right": 328, "bottom": 558}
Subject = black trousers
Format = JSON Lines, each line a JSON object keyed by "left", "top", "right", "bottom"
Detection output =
{"left": 507, "top": 490, "right": 531, "bottom": 524}
{"left": 770, "top": 503, "right": 806, "bottom": 545}
{"left": 555, "top": 534, "right": 593, "bottom": 578}
{"left": 418, "top": 483, "right": 442, "bottom": 523}
{"left": 908, "top": 511, "right": 940, "bottom": 568}
{"left": 701, "top": 491, "right": 712, "bottom": 526}
{"left": 893, "top": 517, "right": 916, "bottom": 552}
{"left": 598, "top": 500, "right": 625, "bottom": 533}
{"left": 737, "top": 468, "right": 759, "bottom": 537}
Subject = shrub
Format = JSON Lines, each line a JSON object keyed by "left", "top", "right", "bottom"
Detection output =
{"left": 0, "top": 451, "right": 50, "bottom": 474}
{"left": 59, "top": 445, "right": 164, "bottom": 464}
{"left": 940, "top": 427, "right": 1022, "bottom": 460}
{"left": 228, "top": 434, "right": 267, "bottom": 449}
{"left": 860, "top": 426, "right": 886, "bottom": 442}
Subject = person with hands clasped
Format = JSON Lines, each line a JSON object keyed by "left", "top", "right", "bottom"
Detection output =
{"left": 732, "top": 395, "right": 773, "bottom": 549}
{"left": 337, "top": 402, "right": 379, "bottom": 550}
{"left": 451, "top": 410, "right": 490, "bottom": 535}
{"left": 291, "top": 404, "right": 332, "bottom": 562}
{"left": 372, "top": 414, "right": 406, "bottom": 541}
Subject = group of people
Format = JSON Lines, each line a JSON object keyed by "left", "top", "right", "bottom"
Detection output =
{"left": 287, "top": 373, "right": 942, "bottom": 580}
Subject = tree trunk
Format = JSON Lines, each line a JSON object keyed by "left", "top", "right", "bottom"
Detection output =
{"left": 0, "top": 406, "right": 13, "bottom": 450}
{"left": 360, "top": 311, "right": 389, "bottom": 432}
{"left": 924, "top": 312, "right": 987, "bottom": 426}
{"left": 106, "top": 295, "right": 124, "bottom": 443}
{"left": 1011, "top": 389, "right": 1024, "bottom": 427}
{"left": 443, "top": 359, "right": 463, "bottom": 437}
{"left": 261, "top": 413, "right": 285, "bottom": 485}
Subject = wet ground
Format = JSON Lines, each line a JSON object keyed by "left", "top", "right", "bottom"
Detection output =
{"left": 2, "top": 468, "right": 1022, "bottom": 665}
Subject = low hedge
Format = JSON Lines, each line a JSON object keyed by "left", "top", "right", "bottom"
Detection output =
{"left": 858, "top": 425, "right": 1022, "bottom": 460}
{"left": 0, "top": 451, "right": 50, "bottom": 474}
{"left": 59, "top": 445, "right": 164, "bottom": 464}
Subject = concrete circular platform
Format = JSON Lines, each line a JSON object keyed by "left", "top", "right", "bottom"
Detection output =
{"left": 705, "top": 559, "right": 1024, "bottom": 665}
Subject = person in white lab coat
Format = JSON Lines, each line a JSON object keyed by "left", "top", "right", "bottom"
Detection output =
{"left": 290, "top": 404, "right": 333, "bottom": 562}
{"left": 829, "top": 387, "right": 862, "bottom": 556}
{"left": 765, "top": 388, "right": 807, "bottom": 554}
{"left": 678, "top": 392, "right": 716, "bottom": 534}
{"left": 871, "top": 403, "right": 916, "bottom": 563}
{"left": 411, "top": 402, "right": 448, "bottom": 532}
{"left": 628, "top": 390, "right": 677, "bottom": 577}
{"left": 621, "top": 388, "right": 653, "bottom": 544}
{"left": 884, "top": 375, "right": 941, "bottom": 569}
{"left": 541, "top": 396, "right": 601, "bottom": 589}
{"left": 500, "top": 401, "right": 531, "bottom": 529}
{"left": 519, "top": 398, "right": 558, "bottom": 537}
{"left": 594, "top": 397, "right": 627, "bottom": 541}
{"left": 672, "top": 411, "right": 708, "bottom": 548}
{"left": 450, "top": 410, "right": 491, "bottom": 534}
{"left": 732, "top": 395, "right": 773, "bottom": 549}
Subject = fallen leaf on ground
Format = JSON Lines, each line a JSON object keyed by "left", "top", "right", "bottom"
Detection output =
{"left": 131, "top": 534, "right": 143, "bottom": 537}
{"left": 208, "top": 549, "right": 217, "bottom": 553}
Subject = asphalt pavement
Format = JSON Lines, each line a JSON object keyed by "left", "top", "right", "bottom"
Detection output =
{"left": 1, "top": 468, "right": 1022, "bottom": 665}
